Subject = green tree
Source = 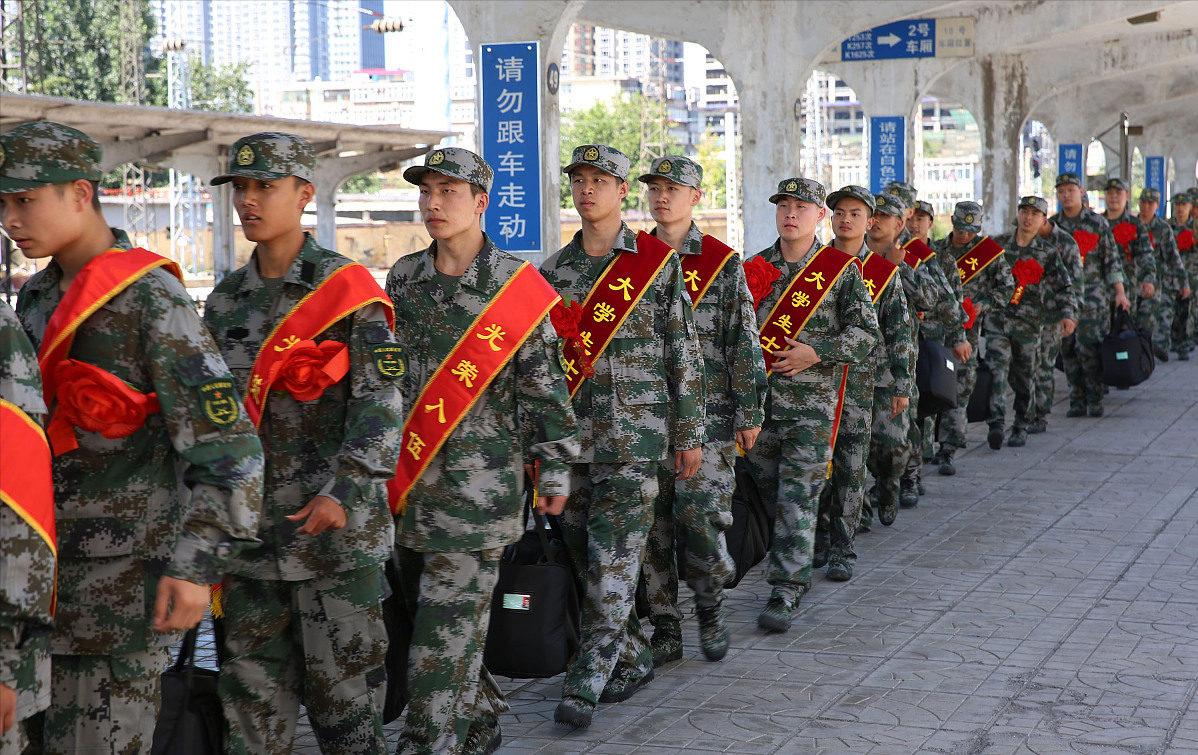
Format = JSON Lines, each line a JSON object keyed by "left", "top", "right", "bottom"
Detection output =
{"left": 341, "top": 173, "right": 382, "bottom": 194}
{"left": 559, "top": 93, "right": 678, "bottom": 210}
{"left": 186, "top": 54, "right": 254, "bottom": 113}
{"left": 694, "top": 130, "right": 727, "bottom": 209}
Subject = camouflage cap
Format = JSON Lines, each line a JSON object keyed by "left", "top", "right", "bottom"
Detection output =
{"left": 1171, "top": 192, "right": 1193, "bottom": 206}
{"left": 1018, "top": 195, "right": 1049, "bottom": 215}
{"left": 769, "top": 176, "right": 825, "bottom": 206}
{"left": 210, "top": 132, "right": 315, "bottom": 186}
{"left": 913, "top": 200, "right": 934, "bottom": 218}
{"left": 1139, "top": 187, "right": 1161, "bottom": 203}
{"left": 1055, "top": 172, "right": 1083, "bottom": 188}
{"left": 952, "top": 201, "right": 983, "bottom": 232}
{"left": 563, "top": 144, "right": 630, "bottom": 181}
{"left": 1104, "top": 177, "right": 1129, "bottom": 193}
{"left": 873, "top": 193, "right": 906, "bottom": 217}
{"left": 0, "top": 121, "right": 103, "bottom": 193}
{"left": 884, "top": 180, "right": 918, "bottom": 208}
{"left": 403, "top": 146, "right": 493, "bottom": 192}
{"left": 1188, "top": 187, "right": 1198, "bottom": 201}
{"left": 637, "top": 155, "right": 702, "bottom": 189}
{"left": 825, "top": 184, "right": 875, "bottom": 213}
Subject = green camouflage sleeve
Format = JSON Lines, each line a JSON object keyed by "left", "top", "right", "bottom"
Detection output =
{"left": 806, "top": 263, "right": 879, "bottom": 366}
{"left": 877, "top": 274, "right": 916, "bottom": 398}
{"left": 1154, "top": 223, "right": 1186, "bottom": 291}
{"left": 1097, "top": 226, "right": 1127, "bottom": 289}
{"left": 0, "top": 300, "right": 46, "bottom": 417}
{"left": 1130, "top": 220, "right": 1158, "bottom": 288}
{"left": 979, "top": 252, "right": 1015, "bottom": 314}
{"left": 918, "top": 261, "right": 966, "bottom": 347}
{"left": 1046, "top": 243, "right": 1078, "bottom": 322}
{"left": 1060, "top": 233, "right": 1085, "bottom": 310}
{"left": 722, "top": 260, "right": 767, "bottom": 431}
{"left": 662, "top": 255, "right": 706, "bottom": 451}
{"left": 900, "top": 263, "right": 938, "bottom": 313}
{"left": 517, "top": 318, "right": 581, "bottom": 498}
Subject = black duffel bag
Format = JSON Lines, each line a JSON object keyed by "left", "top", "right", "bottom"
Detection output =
{"left": 966, "top": 356, "right": 993, "bottom": 424}
{"left": 152, "top": 626, "right": 223, "bottom": 755}
{"left": 916, "top": 334, "right": 958, "bottom": 417}
{"left": 1101, "top": 304, "right": 1154, "bottom": 387}
{"left": 724, "top": 456, "right": 775, "bottom": 589}
{"left": 483, "top": 495, "right": 581, "bottom": 679}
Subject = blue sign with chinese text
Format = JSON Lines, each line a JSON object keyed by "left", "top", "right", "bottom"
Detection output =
{"left": 843, "top": 19, "right": 935, "bottom": 60}
{"left": 480, "top": 42, "right": 541, "bottom": 254}
{"left": 1145, "top": 156, "right": 1165, "bottom": 217}
{"left": 1059, "top": 144, "right": 1083, "bottom": 178}
{"left": 869, "top": 116, "right": 905, "bottom": 195}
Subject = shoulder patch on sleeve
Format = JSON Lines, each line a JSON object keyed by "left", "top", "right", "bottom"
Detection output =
{"left": 372, "top": 344, "right": 405, "bottom": 378}
{"left": 199, "top": 379, "right": 241, "bottom": 426}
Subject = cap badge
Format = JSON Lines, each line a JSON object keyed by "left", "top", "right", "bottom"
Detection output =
{"left": 583, "top": 146, "right": 600, "bottom": 162}
{"left": 236, "top": 145, "right": 255, "bottom": 167}
{"left": 657, "top": 160, "right": 672, "bottom": 174}
{"left": 428, "top": 150, "right": 445, "bottom": 166}
{"left": 785, "top": 180, "right": 798, "bottom": 192}
{"left": 965, "top": 214, "right": 974, "bottom": 224}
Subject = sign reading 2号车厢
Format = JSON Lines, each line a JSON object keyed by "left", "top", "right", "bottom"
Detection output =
{"left": 480, "top": 42, "right": 542, "bottom": 255}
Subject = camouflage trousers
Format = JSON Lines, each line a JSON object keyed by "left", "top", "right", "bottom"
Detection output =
{"left": 1033, "top": 323, "right": 1062, "bottom": 424}
{"left": 817, "top": 385, "right": 871, "bottom": 556}
{"left": 1133, "top": 290, "right": 1156, "bottom": 336}
{"left": 866, "top": 386, "right": 912, "bottom": 510}
{"left": 938, "top": 325, "right": 982, "bottom": 451}
{"left": 30, "top": 647, "right": 169, "bottom": 755}
{"left": 639, "top": 440, "right": 737, "bottom": 631}
{"left": 394, "top": 547, "right": 508, "bottom": 755}
{"left": 901, "top": 386, "right": 923, "bottom": 484}
{"left": 219, "top": 566, "right": 389, "bottom": 755}
{"left": 560, "top": 462, "right": 657, "bottom": 703}
{"left": 1150, "top": 290, "right": 1176, "bottom": 351}
{"left": 1172, "top": 293, "right": 1194, "bottom": 355}
{"left": 985, "top": 316, "right": 1041, "bottom": 432}
{"left": 1062, "top": 311, "right": 1107, "bottom": 412}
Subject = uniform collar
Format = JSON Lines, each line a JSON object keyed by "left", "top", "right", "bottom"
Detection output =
{"left": 651, "top": 221, "right": 704, "bottom": 256}
{"left": 763, "top": 237, "right": 823, "bottom": 268}
{"left": 21, "top": 226, "right": 135, "bottom": 296}
{"left": 411, "top": 232, "right": 505, "bottom": 297}
{"left": 240, "top": 232, "right": 327, "bottom": 294}
{"left": 561, "top": 221, "right": 637, "bottom": 266}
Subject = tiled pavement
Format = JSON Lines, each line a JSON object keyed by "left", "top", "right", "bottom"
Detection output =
{"left": 260, "top": 357, "right": 1197, "bottom": 754}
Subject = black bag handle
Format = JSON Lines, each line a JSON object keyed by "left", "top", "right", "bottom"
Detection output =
{"left": 171, "top": 626, "right": 200, "bottom": 674}
{"left": 1110, "top": 302, "right": 1135, "bottom": 333}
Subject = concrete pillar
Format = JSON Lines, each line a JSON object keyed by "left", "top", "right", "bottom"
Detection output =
{"left": 312, "top": 148, "right": 432, "bottom": 255}
{"left": 314, "top": 184, "right": 338, "bottom": 251}
{"left": 1173, "top": 147, "right": 1198, "bottom": 190}
{"left": 959, "top": 55, "right": 1030, "bottom": 233}
{"left": 845, "top": 59, "right": 925, "bottom": 189}
{"left": 211, "top": 183, "right": 235, "bottom": 280}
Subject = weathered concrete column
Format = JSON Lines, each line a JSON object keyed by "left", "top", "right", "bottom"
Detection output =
{"left": 1173, "top": 147, "right": 1198, "bottom": 190}
{"left": 312, "top": 149, "right": 431, "bottom": 252}
{"left": 450, "top": 1, "right": 583, "bottom": 261}
{"left": 837, "top": 58, "right": 927, "bottom": 189}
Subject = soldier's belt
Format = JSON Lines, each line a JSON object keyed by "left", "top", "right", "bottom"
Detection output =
{"left": 0, "top": 398, "right": 56, "bottom": 613}
{"left": 681, "top": 234, "right": 739, "bottom": 309}
{"left": 757, "top": 245, "right": 855, "bottom": 374}
{"left": 387, "top": 262, "right": 560, "bottom": 515}
{"left": 956, "top": 236, "right": 1004, "bottom": 286}
{"left": 561, "top": 231, "right": 675, "bottom": 396}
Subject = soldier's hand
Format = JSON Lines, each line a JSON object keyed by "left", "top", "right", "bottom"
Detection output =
{"left": 736, "top": 427, "right": 761, "bottom": 452}
{"left": 773, "top": 337, "right": 820, "bottom": 376}
{"left": 287, "top": 495, "right": 348, "bottom": 536}
{"left": 1183, "top": 287, "right": 1191, "bottom": 300}
{"left": 889, "top": 396, "right": 910, "bottom": 418}
{"left": 1, "top": 683, "right": 15, "bottom": 734}
{"left": 1115, "top": 292, "right": 1132, "bottom": 311}
{"left": 1139, "top": 281, "right": 1156, "bottom": 298}
{"left": 152, "top": 576, "right": 210, "bottom": 632}
{"left": 1060, "top": 318, "right": 1077, "bottom": 337}
{"left": 952, "top": 341, "right": 973, "bottom": 363}
{"left": 538, "top": 495, "right": 567, "bottom": 516}
{"left": 676, "top": 447, "right": 702, "bottom": 481}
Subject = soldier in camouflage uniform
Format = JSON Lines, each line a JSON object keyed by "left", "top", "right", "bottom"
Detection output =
{"left": 203, "top": 133, "right": 401, "bottom": 755}
{"left": 634, "top": 156, "right": 766, "bottom": 665}
{"left": 749, "top": 179, "right": 878, "bottom": 623}
{"left": 0, "top": 300, "right": 52, "bottom": 755}
{"left": 1170, "top": 192, "right": 1197, "bottom": 358}
{"left": 4, "top": 121, "right": 265, "bottom": 755}
{"left": 1028, "top": 217, "right": 1084, "bottom": 433}
{"left": 932, "top": 202, "right": 1013, "bottom": 470}
{"left": 1051, "top": 173, "right": 1130, "bottom": 418}
{"left": 1137, "top": 188, "right": 1190, "bottom": 357}
{"left": 540, "top": 145, "right": 705, "bottom": 728}
{"left": 1101, "top": 178, "right": 1159, "bottom": 340}
{"left": 384, "top": 147, "right": 579, "bottom": 755}
{"left": 987, "top": 197, "right": 1078, "bottom": 447}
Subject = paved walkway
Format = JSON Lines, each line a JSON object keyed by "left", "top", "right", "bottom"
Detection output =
{"left": 280, "top": 357, "right": 1198, "bottom": 754}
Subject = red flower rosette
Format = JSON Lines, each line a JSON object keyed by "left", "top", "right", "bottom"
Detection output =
{"left": 1009, "top": 258, "right": 1044, "bottom": 306}
{"left": 962, "top": 297, "right": 977, "bottom": 330}
{"left": 550, "top": 300, "right": 595, "bottom": 379}
{"left": 49, "top": 359, "right": 161, "bottom": 454}
{"left": 743, "top": 255, "right": 782, "bottom": 309}
{"left": 1112, "top": 221, "right": 1137, "bottom": 262}
{"left": 1072, "top": 229, "right": 1098, "bottom": 262}
{"left": 271, "top": 340, "right": 349, "bottom": 402}
{"left": 1178, "top": 229, "right": 1195, "bottom": 251}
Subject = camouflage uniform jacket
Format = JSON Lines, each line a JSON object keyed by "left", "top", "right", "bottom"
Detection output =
{"left": 1045, "top": 225, "right": 1085, "bottom": 326}
{"left": 915, "top": 242, "right": 967, "bottom": 347}
{"left": 1143, "top": 215, "right": 1188, "bottom": 293}
{"left": 934, "top": 235, "right": 1016, "bottom": 324}
{"left": 0, "top": 300, "right": 52, "bottom": 719}
{"left": 204, "top": 233, "right": 401, "bottom": 580}
{"left": 1050, "top": 209, "right": 1125, "bottom": 316}
{"left": 1173, "top": 218, "right": 1198, "bottom": 282}
{"left": 752, "top": 239, "right": 879, "bottom": 422}
{"left": 657, "top": 222, "right": 767, "bottom": 441}
{"left": 384, "top": 234, "right": 580, "bottom": 552}
{"left": 1104, "top": 207, "right": 1157, "bottom": 289}
{"left": 16, "top": 229, "right": 265, "bottom": 655}
{"left": 846, "top": 242, "right": 915, "bottom": 397}
{"left": 990, "top": 232, "right": 1078, "bottom": 325}
{"left": 539, "top": 223, "right": 705, "bottom": 463}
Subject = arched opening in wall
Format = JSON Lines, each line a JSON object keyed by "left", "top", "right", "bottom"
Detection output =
{"left": 797, "top": 70, "right": 866, "bottom": 190}
{"left": 1087, "top": 140, "right": 1107, "bottom": 210}
{"left": 557, "top": 23, "right": 740, "bottom": 246}
{"left": 1019, "top": 119, "right": 1055, "bottom": 200}
{"left": 916, "top": 94, "right": 981, "bottom": 240}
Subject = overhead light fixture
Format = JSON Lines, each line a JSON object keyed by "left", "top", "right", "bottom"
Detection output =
{"left": 1127, "top": 11, "right": 1161, "bottom": 25}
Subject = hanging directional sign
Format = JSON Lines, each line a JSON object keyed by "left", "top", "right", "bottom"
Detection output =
{"left": 1145, "top": 156, "right": 1165, "bottom": 218}
{"left": 1058, "top": 144, "right": 1083, "bottom": 177}
{"left": 840, "top": 18, "right": 975, "bottom": 61}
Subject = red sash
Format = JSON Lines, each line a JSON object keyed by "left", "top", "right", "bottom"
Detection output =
{"left": 757, "top": 246, "right": 856, "bottom": 373}
{"left": 387, "top": 263, "right": 560, "bottom": 514}
{"left": 902, "top": 238, "right": 936, "bottom": 270}
{"left": 956, "top": 236, "right": 1004, "bottom": 286}
{"left": 560, "top": 231, "right": 675, "bottom": 397}
{"left": 860, "top": 252, "right": 899, "bottom": 304}
{"left": 680, "top": 235, "right": 739, "bottom": 309}
{"left": 245, "top": 263, "right": 394, "bottom": 428}
{"left": 0, "top": 399, "right": 56, "bottom": 613}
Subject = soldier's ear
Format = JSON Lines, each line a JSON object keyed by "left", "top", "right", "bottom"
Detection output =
{"left": 475, "top": 191, "right": 489, "bottom": 215}
{"left": 618, "top": 181, "right": 629, "bottom": 200}
{"left": 689, "top": 188, "right": 702, "bottom": 208}
{"left": 296, "top": 179, "right": 316, "bottom": 208}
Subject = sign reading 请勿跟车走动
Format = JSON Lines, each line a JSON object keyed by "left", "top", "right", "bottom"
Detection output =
{"left": 869, "top": 116, "right": 905, "bottom": 195}
{"left": 840, "top": 18, "right": 975, "bottom": 61}
{"left": 480, "top": 42, "right": 542, "bottom": 254}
